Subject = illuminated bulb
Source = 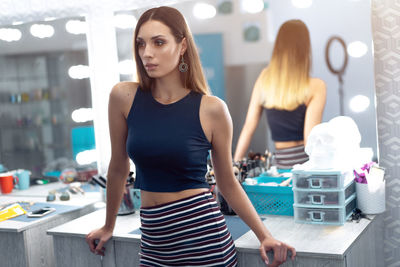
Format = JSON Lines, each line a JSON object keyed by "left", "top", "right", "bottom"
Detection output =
{"left": 241, "top": 0, "right": 264, "bottom": 14}
{"left": 68, "top": 65, "right": 90, "bottom": 79}
{"left": 193, "top": 3, "right": 217, "bottom": 19}
{"left": 76, "top": 149, "right": 97, "bottom": 165}
{"left": 347, "top": 41, "right": 368, "bottom": 58}
{"left": 292, "top": 0, "right": 312, "bottom": 8}
{"left": 66, "top": 20, "right": 88, "bottom": 35}
{"left": 349, "top": 95, "right": 370, "bottom": 113}
{"left": 30, "top": 24, "right": 54, "bottom": 38}
{"left": 71, "top": 108, "right": 93, "bottom": 123}
{"left": 0, "top": 28, "right": 22, "bottom": 42}
{"left": 114, "top": 14, "right": 137, "bottom": 29}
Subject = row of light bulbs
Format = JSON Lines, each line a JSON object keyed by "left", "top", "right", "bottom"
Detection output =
{"left": 193, "top": 0, "right": 314, "bottom": 19}
{"left": 0, "top": 20, "right": 86, "bottom": 41}
{"left": 0, "top": 0, "right": 312, "bottom": 42}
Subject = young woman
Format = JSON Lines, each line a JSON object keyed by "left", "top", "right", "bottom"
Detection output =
{"left": 86, "top": 6, "right": 295, "bottom": 266}
{"left": 234, "top": 20, "right": 326, "bottom": 169}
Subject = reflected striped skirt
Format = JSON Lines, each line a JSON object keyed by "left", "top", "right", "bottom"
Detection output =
{"left": 274, "top": 144, "right": 309, "bottom": 169}
{"left": 139, "top": 191, "right": 238, "bottom": 267}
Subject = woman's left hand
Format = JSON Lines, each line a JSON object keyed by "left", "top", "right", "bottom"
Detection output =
{"left": 259, "top": 236, "right": 296, "bottom": 267}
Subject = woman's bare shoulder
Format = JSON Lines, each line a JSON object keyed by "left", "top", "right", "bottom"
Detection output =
{"left": 111, "top": 82, "right": 139, "bottom": 98}
{"left": 110, "top": 82, "right": 140, "bottom": 117}
{"left": 201, "top": 95, "right": 229, "bottom": 116}
{"left": 310, "top": 78, "right": 326, "bottom": 91}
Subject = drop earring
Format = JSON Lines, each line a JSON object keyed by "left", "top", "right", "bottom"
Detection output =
{"left": 179, "top": 55, "right": 188, "bottom": 72}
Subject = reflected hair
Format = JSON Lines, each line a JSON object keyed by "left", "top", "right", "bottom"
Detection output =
{"left": 133, "top": 6, "right": 210, "bottom": 95}
{"left": 258, "top": 19, "right": 311, "bottom": 110}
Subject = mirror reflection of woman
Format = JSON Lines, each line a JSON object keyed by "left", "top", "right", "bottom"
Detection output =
{"left": 86, "top": 6, "right": 295, "bottom": 267}
{"left": 234, "top": 20, "right": 326, "bottom": 169}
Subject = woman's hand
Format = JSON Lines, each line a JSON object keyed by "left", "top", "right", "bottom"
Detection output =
{"left": 259, "top": 236, "right": 296, "bottom": 267}
{"left": 85, "top": 226, "right": 113, "bottom": 256}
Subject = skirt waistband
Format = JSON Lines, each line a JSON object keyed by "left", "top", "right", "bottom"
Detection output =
{"left": 141, "top": 191, "right": 212, "bottom": 211}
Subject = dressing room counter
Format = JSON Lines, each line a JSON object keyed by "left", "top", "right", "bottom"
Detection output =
{"left": 0, "top": 182, "right": 103, "bottom": 267}
{"left": 47, "top": 209, "right": 384, "bottom": 267}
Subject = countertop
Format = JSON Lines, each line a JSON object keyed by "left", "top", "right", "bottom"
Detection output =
{"left": 0, "top": 181, "right": 103, "bottom": 232}
{"left": 48, "top": 208, "right": 374, "bottom": 259}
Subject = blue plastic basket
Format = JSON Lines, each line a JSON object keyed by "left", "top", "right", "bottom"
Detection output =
{"left": 242, "top": 176, "right": 294, "bottom": 216}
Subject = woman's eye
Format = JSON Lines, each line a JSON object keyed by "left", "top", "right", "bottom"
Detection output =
{"left": 137, "top": 41, "right": 145, "bottom": 48}
{"left": 155, "top": 40, "right": 165, "bottom": 46}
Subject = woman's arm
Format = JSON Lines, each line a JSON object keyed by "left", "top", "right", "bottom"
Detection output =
{"left": 86, "top": 82, "right": 136, "bottom": 255}
{"left": 304, "top": 78, "right": 327, "bottom": 145}
{"left": 205, "top": 96, "right": 295, "bottom": 267}
{"left": 233, "top": 74, "right": 264, "bottom": 162}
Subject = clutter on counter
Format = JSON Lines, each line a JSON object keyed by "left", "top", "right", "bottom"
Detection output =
{"left": 0, "top": 203, "right": 26, "bottom": 222}
{"left": 91, "top": 172, "right": 140, "bottom": 216}
{"left": 354, "top": 162, "right": 386, "bottom": 214}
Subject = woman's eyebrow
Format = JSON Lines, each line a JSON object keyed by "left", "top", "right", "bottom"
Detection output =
{"left": 151, "top": 35, "right": 165, "bottom": 39}
{"left": 136, "top": 35, "right": 165, "bottom": 41}
{"left": 136, "top": 34, "right": 165, "bottom": 41}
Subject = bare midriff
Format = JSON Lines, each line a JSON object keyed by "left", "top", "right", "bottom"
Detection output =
{"left": 274, "top": 140, "right": 304, "bottom": 149}
{"left": 140, "top": 188, "right": 210, "bottom": 208}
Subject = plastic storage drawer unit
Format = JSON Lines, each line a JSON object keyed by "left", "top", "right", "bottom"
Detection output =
{"left": 293, "top": 194, "right": 356, "bottom": 225}
{"left": 292, "top": 170, "right": 353, "bottom": 190}
{"left": 293, "top": 181, "right": 356, "bottom": 206}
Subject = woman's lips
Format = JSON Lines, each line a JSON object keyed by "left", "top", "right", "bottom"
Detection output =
{"left": 145, "top": 64, "right": 157, "bottom": 71}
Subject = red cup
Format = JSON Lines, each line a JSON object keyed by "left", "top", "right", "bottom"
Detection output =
{"left": 0, "top": 172, "right": 18, "bottom": 194}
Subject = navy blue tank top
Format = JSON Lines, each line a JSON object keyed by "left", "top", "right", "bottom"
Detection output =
{"left": 126, "top": 88, "right": 211, "bottom": 192}
{"left": 265, "top": 104, "right": 306, "bottom": 142}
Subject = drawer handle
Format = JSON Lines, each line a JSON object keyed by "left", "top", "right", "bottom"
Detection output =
{"left": 308, "top": 211, "right": 325, "bottom": 222}
{"left": 308, "top": 178, "right": 323, "bottom": 189}
{"left": 308, "top": 194, "right": 325, "bottom": 205}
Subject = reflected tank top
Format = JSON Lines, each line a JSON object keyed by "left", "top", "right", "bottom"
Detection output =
{"left": 265, "top": 104, "right": 306, "bottom": 142}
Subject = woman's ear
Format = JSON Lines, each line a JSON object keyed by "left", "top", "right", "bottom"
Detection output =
{"left": 180, "top": 37, "right": 187, "bottom": 55}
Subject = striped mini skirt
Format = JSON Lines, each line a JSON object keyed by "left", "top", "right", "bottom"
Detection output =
{"left": 273, "top": 144, "right": 309, "bottom": 169}
{"left": 139, "top": 191, "right": 238, "bottom": 267}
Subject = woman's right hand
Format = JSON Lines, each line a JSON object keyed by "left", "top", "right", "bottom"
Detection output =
{"left": 85, "top": 226, "right": 113, "bottom": 256}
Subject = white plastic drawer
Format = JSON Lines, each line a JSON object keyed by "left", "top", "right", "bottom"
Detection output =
{"left": 293, "top": 195, "right": 356, "bottom": 225}
{"left": 293, "top": 181, "right": 356, "bottom": 206}
{"left": 292, "top": 170, "right": 352, "bottom": 190}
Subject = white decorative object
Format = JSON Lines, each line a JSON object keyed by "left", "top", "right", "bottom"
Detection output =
{"left": 356, "top": 181, "right": 385, "bottom": 214}
{"left": 302, "top": 116, "right": 362, "bottom": 170}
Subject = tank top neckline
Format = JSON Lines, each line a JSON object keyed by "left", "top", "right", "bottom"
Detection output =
{"left": 149, "top": 89, "right": 193, "bottom": 107}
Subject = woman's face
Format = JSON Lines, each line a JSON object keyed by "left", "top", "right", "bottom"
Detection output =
{"left": 136, "top": 20, "right": 185, "bottom": 78}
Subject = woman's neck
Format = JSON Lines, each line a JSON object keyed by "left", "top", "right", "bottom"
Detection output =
{"left": 152, "top": 71, "right": 189, "bottom": 103}
{"left": 151, "top": 72, "right": 189, "bottom": 100}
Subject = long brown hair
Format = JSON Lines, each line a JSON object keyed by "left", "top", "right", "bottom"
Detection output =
{"left": 133, "top": 6, "right": 210, "bottom": 95}
{"left": 259, "top": 19, "right": 311, "bottom": 110}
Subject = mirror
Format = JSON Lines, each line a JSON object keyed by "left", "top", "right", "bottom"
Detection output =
{"left": 0, "top": 16, "right": 95, "bottom": 178}
{"left": 114, "top": 0, "right": 377, "bottom": 159}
